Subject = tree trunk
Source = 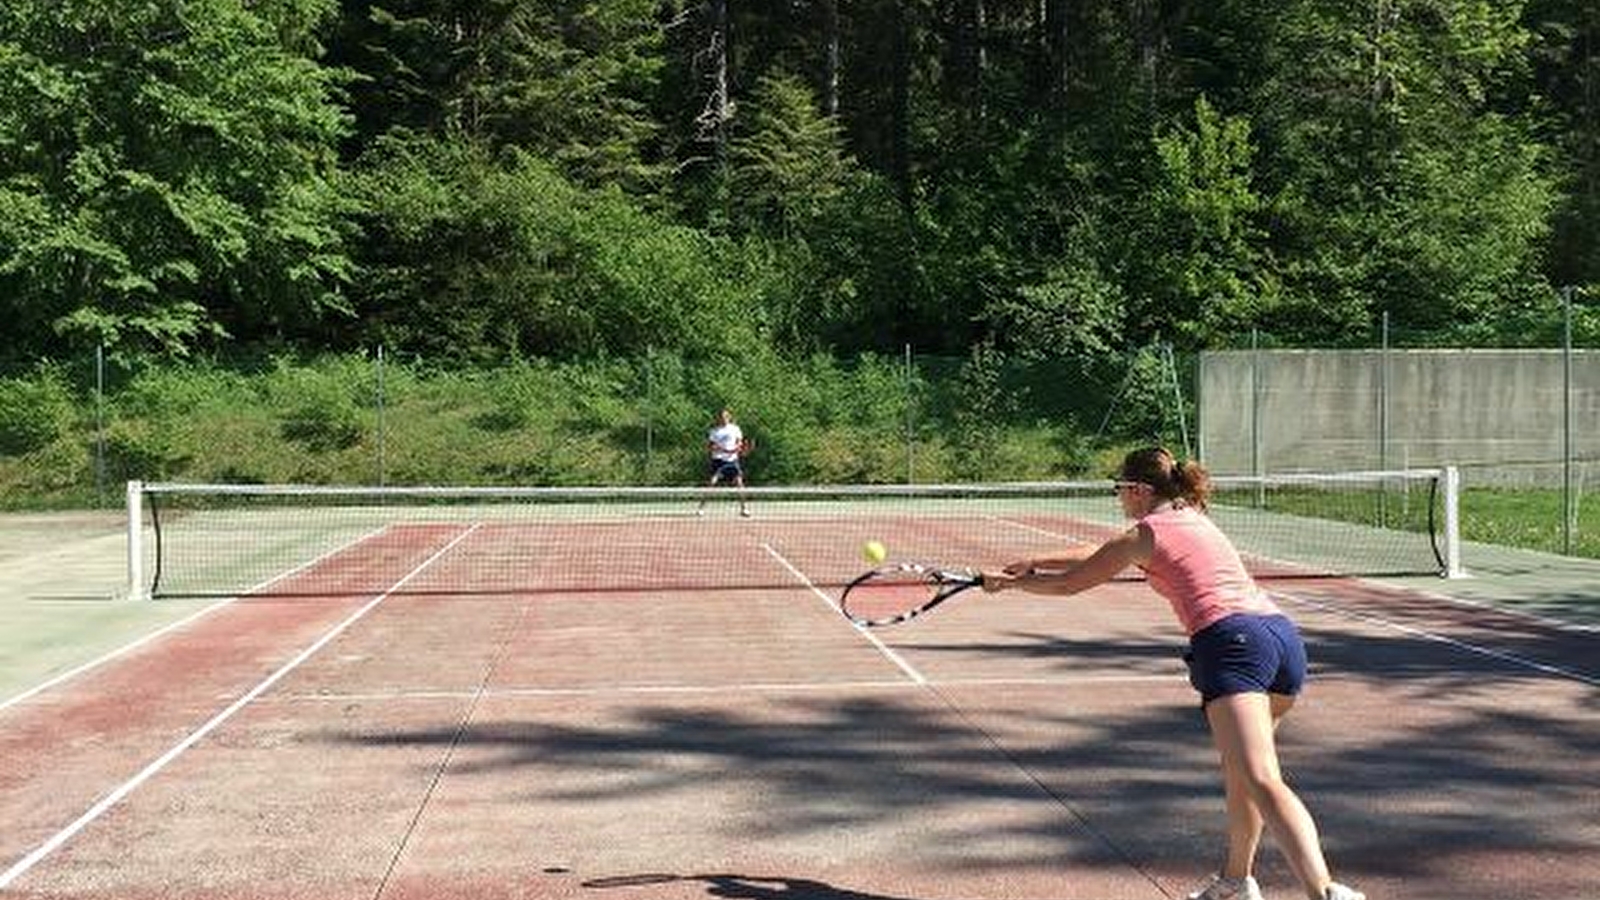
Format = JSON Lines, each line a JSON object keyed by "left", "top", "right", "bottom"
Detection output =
{"left": 823, "top": 0, "right": 841, "bottom": 117}
{"left": 698, "top": 0, "right": 733, "bottom": 148}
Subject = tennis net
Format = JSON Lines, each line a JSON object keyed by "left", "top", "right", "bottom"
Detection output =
{"left": 125, "top": 469, "right": 1461, "bottom": 599}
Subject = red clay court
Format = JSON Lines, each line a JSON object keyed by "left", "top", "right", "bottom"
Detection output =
{"left": 0, "top": 481, "right": 1596, "bottom": 900}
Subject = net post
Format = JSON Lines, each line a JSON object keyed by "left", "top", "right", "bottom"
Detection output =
{"left": 126, "top": 480, "right": 146, "bottom": 600}
{"left": 1442, "top": 466, "right": 1466, "bottom": 579}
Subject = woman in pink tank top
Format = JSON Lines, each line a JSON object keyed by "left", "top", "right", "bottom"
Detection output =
{"left": 982, "top": 447, "right": 1364, "bottom": 900}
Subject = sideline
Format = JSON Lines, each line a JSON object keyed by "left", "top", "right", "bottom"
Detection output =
{"left": 0, "top": 525, "right": 482, "bottom": 890}
{"left": 0, "top": 525, "right": 394, "bottom": 714}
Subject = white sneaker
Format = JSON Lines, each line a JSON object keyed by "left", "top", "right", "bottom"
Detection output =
{"left": 1185, "top": 874, "right": 1263, "bottom": 900}
{"left": 1323, "top": 884, "right": 1365, "bottom": 900}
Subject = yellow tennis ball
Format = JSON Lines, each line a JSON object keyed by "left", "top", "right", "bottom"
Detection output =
{"left": 862, "top": 540, "right": 888, "bottom": 564}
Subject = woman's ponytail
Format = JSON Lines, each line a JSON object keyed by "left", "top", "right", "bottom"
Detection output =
{"left": 1118, "top": 447, "right": 1212, "bottom": 511}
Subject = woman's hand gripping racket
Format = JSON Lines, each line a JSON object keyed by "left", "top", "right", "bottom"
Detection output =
{"left": 839, "top": 562, "right": 983, "bottom": 627}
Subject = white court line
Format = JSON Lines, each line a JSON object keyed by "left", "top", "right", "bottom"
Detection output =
{"left": 1369, "top": 581, "right": 1600, "bottom": 635}
{"left": 0, "top": 525, "right": 394, "bottom": 715}
{"left": 270, "top": 673, "right": 1181, "bottom": 703}
{"left": 0, "top": 600, "right": 235, "bottom": 716}
{"left": 0, "top": 524, "right": 482, "bottom": 890}
{"left": 990, "top": 515, "right": 1101, "bottom": 545}
{"left": 761, "top": 544, "right": 928, "bottom": 685}
{"left": 1272, "top": 589, "right": 1600, "bottom": 688}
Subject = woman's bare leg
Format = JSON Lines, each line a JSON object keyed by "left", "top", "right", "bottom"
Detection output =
{"left": 1206, "top": 692, "right": 1335, "bottom": 900}
{"left": 1216, "top": 693, "right": 1294, "bottom": 877}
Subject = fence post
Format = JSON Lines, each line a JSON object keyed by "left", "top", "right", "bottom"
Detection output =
{"left": 1380, "top": 311, "right": 1390, "bottom": 472}
{"left": 375, "top": 345, "right": 387, "bottom": 487}
{"left": 1380, "top": 311, "right": 1391, "bottom": 526}
{"left": 1563, "top": 286, "right": 1574, "bottom": 555}
{"left": 644, "top": 346, "right": 655, "bottom": 484}
{"left": 1250, "top": 329, "right": 1264, "bottom": 506}
{"left": 1163, "top": 343, "right": 1192, "bottom": 459}
{"left": 95, "top": 344, "right": 107, "bottom": 506}
{"left": 904, "top": 343, "right": 914, "bottom": 484}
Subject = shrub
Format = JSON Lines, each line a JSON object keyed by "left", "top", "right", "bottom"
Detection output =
{"left": 0, "top": 368, "right": 76, "bottom": 456}
{"left": 102, "top": 419, "right": 190, "bottom": 481}
{"left": 270, "top": 362, "right": 365, "bottom": 453}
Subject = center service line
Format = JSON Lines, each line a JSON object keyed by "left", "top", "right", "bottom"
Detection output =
{"left": 762, "top": 543, "right": 928, "bottom": 686}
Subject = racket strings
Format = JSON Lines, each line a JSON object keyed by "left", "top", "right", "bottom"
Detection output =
{"left": 841, "top": 574, "right": 941, "bottom": 624}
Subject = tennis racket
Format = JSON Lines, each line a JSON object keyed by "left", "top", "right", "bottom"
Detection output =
{"left": 839, "top": 562, "right": 983, "bottom": 627}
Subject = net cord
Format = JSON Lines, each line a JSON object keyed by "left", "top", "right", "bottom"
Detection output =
{"left": 137, "top": 470, "right": 1447, "bottom": 501}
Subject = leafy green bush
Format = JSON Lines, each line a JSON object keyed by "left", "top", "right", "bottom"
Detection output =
{"left": 0, "top": 367, "right": 76, "bottom": 455}
{"left": 0, "top": 439, "right": 91, "bottom": 507}
{"left": 102, "top": 419, "right": 190, "bottom": 481}
{"left": 474, "top": 363, "right": 557, "bottom": 432}
{"left": 269, "top": 361, "right": 365, "bottom": 453}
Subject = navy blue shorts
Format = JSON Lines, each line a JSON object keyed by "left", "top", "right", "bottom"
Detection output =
{"left": 1184, "top": 613, "right": 1307, "bottom": 706}
{"left": 709, "top": 458, "right": 743, "bottom": 481}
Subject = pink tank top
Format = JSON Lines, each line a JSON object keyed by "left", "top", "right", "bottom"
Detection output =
{"left": 1138, "top": 506, "right": 1279, "bottom": 635}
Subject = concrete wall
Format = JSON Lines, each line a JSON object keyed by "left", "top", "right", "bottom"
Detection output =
{"left": 1198, "top": 349, "right": 1600, "bottom": 481}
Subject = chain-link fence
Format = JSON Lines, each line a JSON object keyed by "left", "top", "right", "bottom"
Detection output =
{"left": 1196, "top": 298, "right": 1599, "bottom": 557}
{"left": 6, "top": 307, "right": 1596, "bottom": 559}
{"left": 0, "top": 344, "right": 1197, "bottom": 509}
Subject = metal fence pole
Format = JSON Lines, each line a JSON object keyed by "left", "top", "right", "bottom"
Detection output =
{"left": 376, "top": 345, "right": 386, "bottom": 487}
{"left": 645, "top": 346, "right": 655, "bottom": 484}
{"left": 1380, "top": 311, "right": 1390, "bottom": 473}
{"left": 95, "top": 344, "right": 107, "bottom": 506}
{"left": 1380, "top": 311, "right": 1390, "bottom": 526}
{"left": 904, "top": 343, "right": 915, "bottom": 484}
{"left": 1163, "top": 343, "right": 1192, "bottom": 459}
{"left": 1564, "top": 285, "right": 1574, "bottom": 555}
{"left": 1251, "top": 329, "right": 1264, "bottom": 506}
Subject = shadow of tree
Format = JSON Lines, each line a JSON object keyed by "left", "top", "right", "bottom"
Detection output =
{"left": 1268, "top": 580, "right": 1600, "bottom": 703}
{"left": 330, "top": 620, "right": 1599, "bottom": 894}
{"left": 892, "top": 630, "right": 1185, "bottom": 677}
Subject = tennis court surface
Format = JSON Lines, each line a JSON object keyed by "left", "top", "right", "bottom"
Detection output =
{"left": 1, "top": 479, "right": 1596, "bottom": 900}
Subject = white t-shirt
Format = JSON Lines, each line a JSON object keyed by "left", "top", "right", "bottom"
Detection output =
{"left": 708, "top": 422, "right": 744, "bottom": 461}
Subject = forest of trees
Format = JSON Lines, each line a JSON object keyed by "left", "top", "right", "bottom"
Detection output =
{"left": 2, "top": 0, "right": 1597, "bottom": 366}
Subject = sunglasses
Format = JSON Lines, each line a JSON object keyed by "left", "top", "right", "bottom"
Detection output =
{"left": 1112, "top": 480, "right": 1148, "bottom": 494}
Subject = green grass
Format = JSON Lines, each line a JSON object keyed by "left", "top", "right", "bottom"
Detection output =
{"left": 1212, "top": 482, "right": 1600, "bottom": 560}
{"left": 1218, "top": 483, "right": 1442, "bottom": 537}
{"left": 1462, "top": 487, "right": 1600, "bottom": 558}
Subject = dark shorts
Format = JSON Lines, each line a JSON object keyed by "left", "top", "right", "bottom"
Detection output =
{"left": 1184, "top": 613, "right": 1307, "bottom": 706}
{"left": 708, "top": 458, "right": 743, "bottom": 481}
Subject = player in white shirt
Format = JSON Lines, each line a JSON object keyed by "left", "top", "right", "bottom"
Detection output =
{"left": 699, "top": 407, "right": 752, "bottom": 517}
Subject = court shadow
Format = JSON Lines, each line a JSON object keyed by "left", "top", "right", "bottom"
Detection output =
{"left": 895, "top": 629, "right": 1184, "bottom": 676}
{"left": 327, "top": 614, "right": 1598, "bottom": 892}
{"left": 583, "top": 872, "right": 918, "bottom": 899}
